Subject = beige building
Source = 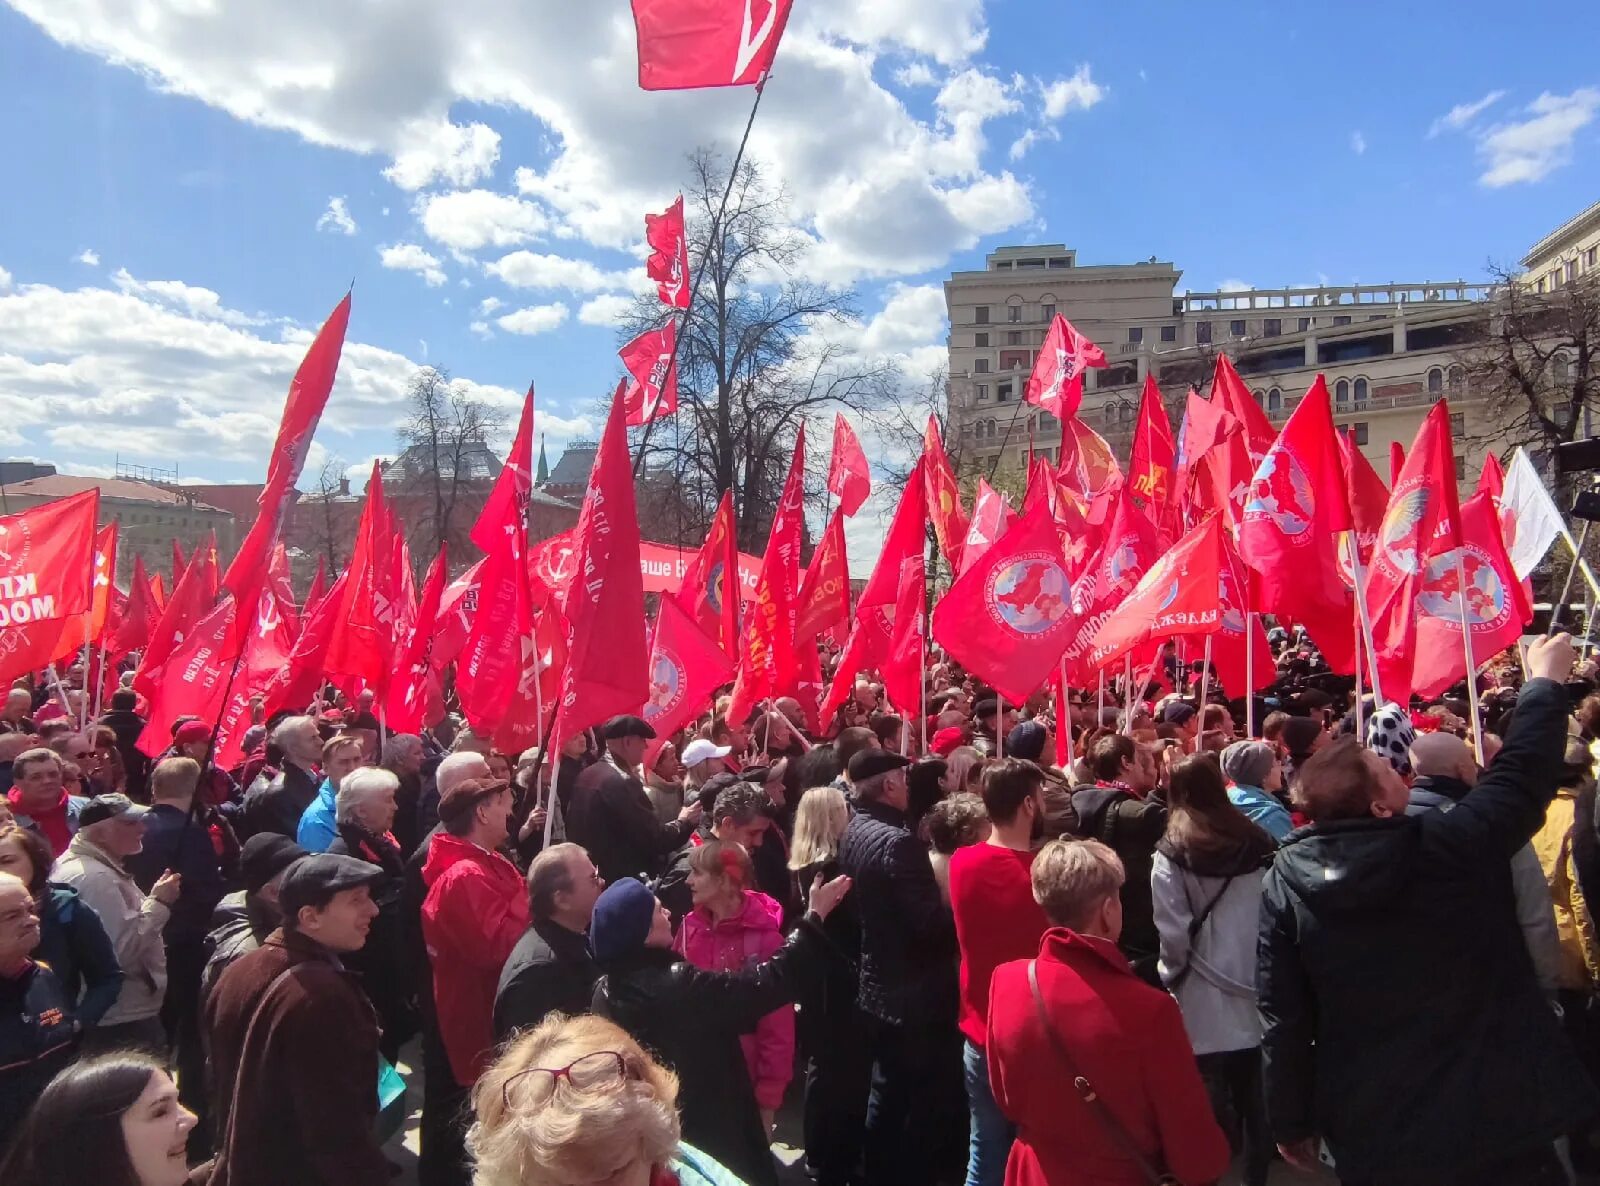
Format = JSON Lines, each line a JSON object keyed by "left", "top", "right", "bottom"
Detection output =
{"left": 1523, "top": 200, "right": 1600, "bottom": 294}
{"left": 944, "top": 244, "right": 1498, "bottom": 488}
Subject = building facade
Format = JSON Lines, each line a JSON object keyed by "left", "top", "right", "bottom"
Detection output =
{"left": 1523, "top": 200, "right": 1600, "bottom": 294}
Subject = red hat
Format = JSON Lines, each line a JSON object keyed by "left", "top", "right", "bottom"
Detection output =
{"left": 174, "top": 720, "right": 212, "bottom": 746}
{"left": 930, "top": 727, "right": 969, "bottom": 757}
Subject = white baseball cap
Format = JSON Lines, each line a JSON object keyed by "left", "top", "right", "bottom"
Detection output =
{"left": 680, "top": 739, "right": 732, "bottom": 767}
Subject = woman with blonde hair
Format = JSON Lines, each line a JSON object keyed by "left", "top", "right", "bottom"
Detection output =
{"left": 470, "top": 1012, "right": 744, "bottom": 1186}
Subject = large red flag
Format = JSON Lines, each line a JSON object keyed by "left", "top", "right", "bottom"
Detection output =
{"left": 1212, "top": 354, "right": 1277, "bottom": 463}
{"left": 148, "top": 573, "right": 166, "bottom": 612}
{"left": 261, "top": 572, "right": 347, "bottom": 716}
{"left": 133, "top": 533, "right": 217, "bottom": 698}
{"left": 1237, "top": 376, "right": 1356, "bottom": 673}
{"left": 1059, "top": 489, "right": 1163, "bottom": 683}
{"left": 1056, "top": 416, "right": 1123, "bottom": 525}
{"left": 727, "top": 429, "right": 807, "bottom": 723}
{"left": 0, "top": 490, "right": 100, "bottom": 689}
{"left": 1128, "top": 375, "right": 1176, "bottom": 510}
{"left": 961, "top": 478, "right": 1018, "bottom": 575}
{"left": 472, "top": 384, "right": 536, "bottom": 554}
{"left": 458, "top": 525, "right": 533, "bottom": 743}
{"left": 632, "top": 0, "right": 793, "bottom": 90}
{"left": 1337, "top": 427, "right": 1390, "bottom": 587}
{"left": 1411, "top": 491, "right": 1531, "bottom": 700}
{"left": 923, "top": 417, "right": 968, "bottom": 567}
{"left": 266, "top": 541, "right": 299, "bottom": 638}
{"left": 1476, "top": 451, "right": 1506, "bottom": 501}
{"left": 51, "top": 521, "right": 118, "bottom": 663}
{"left": 644, "top": 595, "right": 735, "bottom": 766}
{"left": 110, "top": 554, "right": 158, "bottom": 662}
{"left": 932, "top": 498, "right": 1073, "bottom": 706}
{"left": 675, "top": 491, "right": 740, "bottom": 654}
{"left": 1090, "top": 516, "right": 1226, "bottom": 670}
{"left": 1368, "top": 402, "right": 1464, "bottom": 704}
{"left": 646, "top": 196, "right": 692, "bottom": 309}
{"left": 385, "top": 547, "right": 449, "bottom": 735}
{"left": 550, "top": 386, "right": 650, "bottom": 753}
{"left": 882, "top": 554, "right": 926, "bottom": 720}
{"left": 303, "top": 555, "right": 329, "bottom": 619}
{"left": 1024, "top": 314, "right": 1107, "bottom": 422}
{"left": 795, "top": 509, "right": 850, "bottom": 643}
{"left": 620, "top": 324, "right": 679, "bottom": 426}
{"left": 828, "top": 414, "right": 871, "bottom": 517}
{"left": 322, "top": 463, "right": 399, "bottom": 700}
{"left": 1211, "top": 530, "right": 1276, "bottom": 697}
{"left": 221, "top": 293, "right": 350, "bottom": 602}
{"left": 171, "top": 540, "right": 187, "bottom": 589}
{"left": 859, "top": 456, "right": 927, "bottom": 612}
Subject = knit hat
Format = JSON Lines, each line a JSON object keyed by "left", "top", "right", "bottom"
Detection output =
{"left": 590, "top": 877, "right": 659, "bottom": 963}
{"left": 1006, "top": 720, "right": 1048, "bottom": 762}
{"left": 1364, "top": 702, "right": 1416, "bottom": 778}
{"left": 929, "top": 727, "right": 969, "bottom": 757}
{"left": 1220, "top": 741, "right": 1277, "bottom": 789}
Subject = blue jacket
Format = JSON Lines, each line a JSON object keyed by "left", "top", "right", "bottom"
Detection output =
{"left": 296, "top": 779, "right": 339, "bottom": 853}
{"left": 1226, "top": 783, "right": 1293, "bottom": 841}
{"left": 35, "top": 884, "right": 123, "bottom": 1026}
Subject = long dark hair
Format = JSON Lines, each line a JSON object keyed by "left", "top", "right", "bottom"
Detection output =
{"left": 1163, "top": 752, "right": 1275, "bottom": 866}
{"left": 0, "top": 1053, "right": 166, "bottom": 1186}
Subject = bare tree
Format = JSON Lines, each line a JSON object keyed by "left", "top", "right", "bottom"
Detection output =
{"left": 392, "top": 367, "right": 507, "bottom": 562}
{"left": 305, "top": 456, "right": 351, "bottom": 573}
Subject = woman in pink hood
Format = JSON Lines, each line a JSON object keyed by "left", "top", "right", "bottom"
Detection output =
{"left": 675, "top": 838, "right": 795, "bottom": 1135}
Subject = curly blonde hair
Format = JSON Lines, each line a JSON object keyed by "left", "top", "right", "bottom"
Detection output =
{"left": 469, "top": 1014, "right": 681, "bottom": 1186}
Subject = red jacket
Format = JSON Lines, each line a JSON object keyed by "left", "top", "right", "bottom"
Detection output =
{"left": 986, "top": 928, "right": 1229, "bottom": 1186}
{"left": 420, "top": 833, "right": 530, "bottom": 1086}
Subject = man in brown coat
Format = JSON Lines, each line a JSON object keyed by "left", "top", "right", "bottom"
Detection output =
{"left": 204, "top": 853, "right": 388, "bottom": 1186}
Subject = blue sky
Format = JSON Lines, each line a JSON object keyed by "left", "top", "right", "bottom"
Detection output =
{"left": 0, "top": 0, "right": 1594, "bottom": 565}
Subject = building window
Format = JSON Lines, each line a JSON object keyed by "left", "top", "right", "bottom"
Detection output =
{"left": 1127, "top": 327, "right": 1143, "bottom": 344}
{"left": 1567, "top": 260, "right": 1578, "bottom": 283}
{"left": 1448, "top": 365, "right": 1466, "bottom": 392}
{"left": 1333, "top": 315, "right": 1352, "bottom": 326}
{"left": 1160, "top": 324, "right": 1176, "bottom": 342}
{"left": 975, "top": 332, "right": 989, "bottom": 347}
{"left": 1335, "top": 378, "right": 1350, "bottom": 405}
{"left": 1554, "top": 355, "right": 1571, "bottom": 386}
{"left": 1352, "top": 422, "right": 1369, "bottom": 446}
{"left": 1551, "top": 270, "right": 1561, "bottom": 290}
{"left": 1196, "top": 321, "right": 1212, "bottom": 344}
{"left": 975, "top": 306, "right": 990, "bottom": 324}
{"left": 1263, "top": 318, "right": 1281, "bottom": 336}
{"left": 1587, "top": 247, "right": 1598, "bottom": 268}
{"left": 1450, "top": 412, "right": 1465, "bottom": 438}
{"left": 997, "top": 381, "right": 1013, "bottom": 402}
{"left": 1008, "top": 304, "right": 1022, "bottom": 323}
{"left": 1427, "top": 367, "right": 1443, "bottom": 395}
{"left": 1230, "top": 319, "right": 1247, "bottom": 337}
{"left": 1042, "top": 303, "right": 1056, "bottom": 321}
{"left": 973, "top": 358, "right": 990, "bottom": 373}
{"left": 1267, "top": 387, "right": 1283, "bottom": 412}
{"left": 1007, "top": 331, "right": 1022, "bottom": 346}
{"left": 1537, "top": 278, "right": 1546, "bottom": 293}
{"left": 1454, "top": 456, "right": 1466, "bottom": 481}
{"left": 1298, "top": 317, "right": 1312, "bottom": 332}
{"left": 1120, "top": 403, "right": 1134, "bottom": 424}
{"left": 1353, "top": 377, "right": 1368, "bottom": 405}
{"left": 975, "top": 384, "right": 989, "bottom": 402}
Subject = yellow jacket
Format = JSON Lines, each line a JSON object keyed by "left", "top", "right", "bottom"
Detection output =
{"left": 1531, "top": 784, "right": 1600, "bottom": 992}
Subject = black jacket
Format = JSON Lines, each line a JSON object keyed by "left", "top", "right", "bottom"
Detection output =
{"left": 98, "top": 707, "right": 153, "bottom": 801}
{"left": 835, "top": 798, "right": 955, "bottom": 1027}
{"left": 493, "top": 918, "right": 599, "bottom": 1042}
{"left": 1259, "top": 676, "right": 1599, "bottom": 1186}
{"left": 240, "top": 762, "right": 320, "bottom": 841}
{"left": 566, "top": 757, "right": 694, "bottom": 885}
{"left": 593, "top": 919, "right": 826, "bottom": 1186}
{"left": 327, "top": 825, "right": 416, "bottom": 1049}
{"left": 1071, "top": 784, "right": 1168, "bottom": 981}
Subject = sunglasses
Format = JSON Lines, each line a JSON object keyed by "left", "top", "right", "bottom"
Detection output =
{"left": 501, "top": 1050, "right": 633, "bottom": 1110}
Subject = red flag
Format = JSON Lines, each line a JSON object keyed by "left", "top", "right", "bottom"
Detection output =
{"left": 727, "top": 429, "right": 807, "bottom": 723}
{"left": 472, "top": 384, "right": 536, "bottom": 554}
{"left": 302, "top": 555, "right": 329, "bottom": 619}
{"left": 1212, "top": 354, "right": 1277, "bottom": 463}
{"left": 1212, "top": 531, "right": 1276, "bottom": 698}
{"left": 384, "top": 547, "right": 449, "bottom": 735}
{"left": 1058, "top": 489, "right": 1163, "bottom": 683}
{"left": 675, "top": 491, "right": 740, "bottom": 654}
{"left": 1024, "top": 314, "right": 1106, "bottom": 422}
{"left": 458, "top": 527, "right": 532, "bottom": 742}
{"left": 261, "top": 573, "right": 347, "bottom": 717}
{"left": 1477, "top": 451, "right": 1506, "bottom": 501}
{"left": 50, "top": 521, "right": 119, "bottom": 662}
{"left": 551, "top": 386, "right": 650, "bottom": 753}
{"left": 828, "top": 414, "right": 871, "bottom": 517}
{"left": 860, "top": 456, "right": 927, "bottom": 612}
{"left": 266, "top": 541, "right": 300, "bottom": 638}
{"left": 0, "top": 490, "right": 100, "bottom": 689}
{"left": 221, "top": 293, "right": 350, "bottom": 602}
{"left": 529, "top": 528, "right": 580, "bottom": 614}
{"left": 1368, "top": 402, "right": 1464, "bottom": 704}
{"left": 1410, "top": 491, "right": 1532, "bottom": 700}
{"left": 795, "top": 509, "right": 850, "bottom": 643}
{"left": 171, "top": 539, "right": 187, "bottom": 588}
{"left": 961, "top": 478, "right": 1018, "bottom": 575}
{"left": 819, "top": 605, "right": 893, "bottom": 726}
{"left": 1336, "top": 428, "right": 1391, "bottom": 587}
{"left": 322, "top": 463, "right": 399, "bottom": 700}
{"left": 1090, "top": 516, "right": 1226, "bottom": 670}
{"left": 133, "top": 533, "right": 218, "bottom": 698}
{"left": 149, "top": 573, "right": 166, "bottom": 612}
{"left": 1237, "top": 376, "right": 1356, "bottom": 673}
{"left": 1389, "top": 441, "right": 1406, "bottom": 487}
{"left": 1056, "top": 416, "right": 1123, "bottom": 524}
{"left": 110, "top": 555, "right": 158, "bottom": 661}
{"left": 1128, "top": 375, "right": 1176, "bottom": 510}
{"left": 643, "top": 595, "right": 735, "bottom": 766}
{"left": 620, "top": 324, "right": 679, "bottom": 426}
{"left": 923, "top": 417, "right": 968, "bottom": 567}
{"left": 882, "top": 554, "right": 926, "bottom": 719}
{"left": 631, "top": 0, "right": 793, "bottom": 90}
{"left": 932, "top": 498, "right": 1074, "bottom": 705}
{"left": 646, "top": 196, "right": 692, "bottom": 309}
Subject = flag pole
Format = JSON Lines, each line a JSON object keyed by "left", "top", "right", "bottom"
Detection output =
{"left": 996, "top": 693, "right": 1005, "bottom": 759}
{"left": 633, "top": 72, "right": 772, "bottom": 480}
{"left": 1550, "top": 521, "right": 1593, "bottom": 637}
{"left": 1453, "top": 550, "right": 1485, "bottom": 756}
{"left": 526, "top": 383, "right": 546, "bottom": 751}
{"left": 1122, "top": 655, "right": 1135, "bottom": 736}
{"left": 1353, "top": 608, "right": 1366, "bottom": 740}
{"left": 1348, "top": 537, "right": 1385, "bottom": 703}
{"left": 1243, "top": 611, "right": 1256, "bottom": 738}
{"left": 1096, "top": 668, "right": 1106, "bottom": 723}
{"left": 919, "top": 635, "right": 928, "bottom": 758}
{"left": 44, "top": 664, "right": 73, "bottom": 720}
{"left": 91, "top": 640, "right": 109, "bottom": 723}
{"left": 1198, "top": 636, "right": 1213, "bottom": 725}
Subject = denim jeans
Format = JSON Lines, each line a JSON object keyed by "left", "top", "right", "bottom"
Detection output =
{"left": 963, "top": 1040, "right": 1015, "bottom": 1186}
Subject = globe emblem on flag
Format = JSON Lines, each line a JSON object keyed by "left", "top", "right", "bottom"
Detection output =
{"left": 987, "top": 554, "right": 1070, "bottom": 636}
{"left": 1417, "top": 546, "right": 1509, "bottom": 629}
{"left": 1155, "top": 579, "right": 1182, "bottom": 614}
{"left": 644, "top": 650, "right": 685, "bottom": 721}
{"left": 1217, "top": 573, "right": 1246, "bottom": 634}
{"left": 0, "top": 516, "right": 32, "bottom": 569}
{"left": 705, "top": 561, "right": 726, "bottom": 615}
{"left": 1379, "top": 486, "right": 1432, "bottom": 576}
{"left": 1242, "top": 450, "right": 1314, "bottom": 537}
{"left": 1104, "top": 538, "right": 1141, "bottom": 591}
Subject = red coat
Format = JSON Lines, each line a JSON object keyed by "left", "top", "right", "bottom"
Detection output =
{"left": 420, "top": 833, "right": 530, "bottom": 1086}
{"left": 986, "top": 928, "right": 1229, "bottom": 1186}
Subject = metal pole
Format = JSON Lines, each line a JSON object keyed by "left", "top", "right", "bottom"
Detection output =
{"left": 1097, "top": 669, "right": 1106, "bottom": 722}
{"left": 996, "top": 693, "right": 1005, "bottom": 759}
{"left": 919, "top": 636, "right": 928, "bottom": 757}
{"left": 1199, "top": 636, "right": 1213, "bottom": 729}
{"left": 1550, "top": 521, "right": 1592, "bottom": 637}
{"left": 1454, "top": 549, "right": 1485, "bottom": 756}
{"left": 1244, "top": 611, "right": 1256, "bottom": 737}
{"left": 1353, "top": 612, "right": 1366, "bottom": 739}
{"left": 1348, "top": 538, "right": 1386, "bottom": 703}
{"left": 1122, "top": 655, "right": 1135, "bottom": 736}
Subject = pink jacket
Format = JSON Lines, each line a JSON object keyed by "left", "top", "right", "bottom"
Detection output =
{"left": 674, "top": 890, "right": 794, "bottom": 1110}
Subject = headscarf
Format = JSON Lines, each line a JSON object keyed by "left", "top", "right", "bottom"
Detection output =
{"left": 1364, "top": 701, "right": 1416, "bottom": 779}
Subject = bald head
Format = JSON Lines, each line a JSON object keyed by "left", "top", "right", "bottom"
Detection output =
{"left": 1411, "top": 732, "right": 1476, "bottom": 785}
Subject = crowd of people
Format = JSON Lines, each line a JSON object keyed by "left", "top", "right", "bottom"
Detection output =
{"left": 0, "top": 625, "right": 1598, "bottom": 1186}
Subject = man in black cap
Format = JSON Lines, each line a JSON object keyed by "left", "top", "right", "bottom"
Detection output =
{"left": 204, "top": 854, "right": 389, "bottom": 1186}
{"left": 970, "top": 696, "right": 1016, "bottom": 757}
{"left": 201, "top": 833, "right": 307, "bottom": 1006}
{"left": 837, "top": 747, "right": 958, "bottom": 1186}
{"left": 565, "top": 714, "right": 702, "bottom": 885}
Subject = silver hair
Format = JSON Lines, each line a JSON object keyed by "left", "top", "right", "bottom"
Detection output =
{"left": 335, "top": 767, "right": 400, "bottom": 825}
{"left": 381, "top": 732, "right": 423, "bottom": 767}
{"left": 436, "top": 750, "right": 491, "bottom": 799}
{"left": 270, "top": 715, "right": 317, "bottom": 748}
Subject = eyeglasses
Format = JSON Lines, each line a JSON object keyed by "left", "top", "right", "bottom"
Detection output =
{"left": 501, "top": 1050, "right": 631, "bottom": 1110}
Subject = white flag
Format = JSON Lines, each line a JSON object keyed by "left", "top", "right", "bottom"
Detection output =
{"left": 1501, "top": 448, "right": 1566, "bottom": 580}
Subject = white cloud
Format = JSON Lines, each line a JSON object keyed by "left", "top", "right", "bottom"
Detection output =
{"left": 416, "top": 189, "right": 547, "bottom": 253}
{"left": 577, "top": 293, "right": 634, "bottom": 327}
{"left": 1040, "top": 65, "right": 1105, "bottom": 119}
{"left": 469, "top": 320, "right": 493, "bottom": 339}
{"left": 935, "top": 69, "right": 1021, "bottom": 123}
{"left": 796, "top": 0, "right": 987, "bottom": 65}
{"left": 893, "top": 61, "right": 936, "bottom": 88}
{"left": 1428, "top": 89, "right": 1506, "bottom": 138}
{"left": 75, "top": 249, "right": 100, "bottom": 266}
{"left": 110, "top": 268, "right": 265, "bottom": 327}
{"left": 0, "top": 266, "right": 11, "bottom": 291}
{"left": 486, "top": 250, "right": 633, "bottom": 293}
{"left": 378, "top": 242, "right": 447, "bottom": 286}
{"left": 1350, "top": 130, "right": 1366, "bottom": 155}
{"left": 1475, "top": 88, "right": 1600, "bottom": 187}
{"left": 382, "top": 118, "right": 501, "bottom": 191}
{"left": 316, "top": 195, "right": 358, "bottom": 235}
{"left": 497, "top": 303, "right": 569, "bottom": 335}
{"left": 476, "top": 296, "right": 504, "bottom": 316}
